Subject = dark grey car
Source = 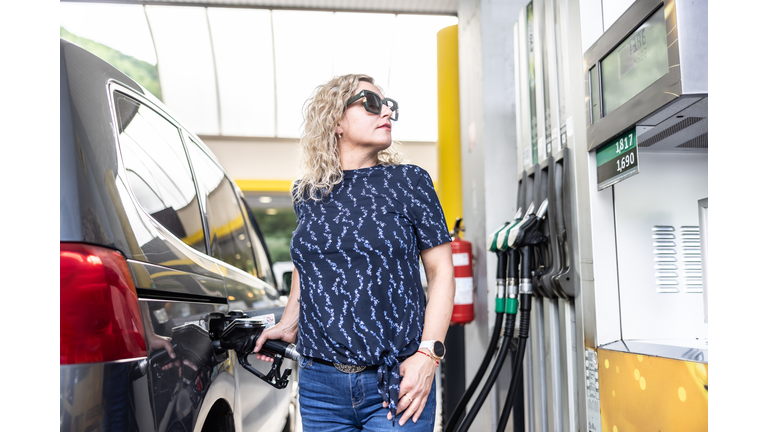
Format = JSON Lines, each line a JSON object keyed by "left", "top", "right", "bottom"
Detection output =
{"left": 60, "top": 38, "right": 297, "bottom": 432}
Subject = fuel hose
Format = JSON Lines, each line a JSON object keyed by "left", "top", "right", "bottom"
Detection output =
{"left": 455, "top": 256, "right": 519, "bottom": 432}
{"left": 444, "top": 300, "right": 504, "bottom": 432}
{"left": 496, "top": 245, "right": 533, "bottom": 432}
{"left": 446, "top": 218, "right": 522, "bottom": 432}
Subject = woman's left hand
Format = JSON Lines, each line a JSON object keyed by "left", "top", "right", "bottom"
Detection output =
{"left": 382, "top": 351, "right": 437, "bottom": 425}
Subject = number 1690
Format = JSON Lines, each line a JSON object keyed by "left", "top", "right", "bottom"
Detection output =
{"left": 616, "top": 152, "right": 635, "bottom": 173}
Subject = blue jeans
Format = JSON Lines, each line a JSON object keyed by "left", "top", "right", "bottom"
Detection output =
{"left": 298, "top": 357, "right": 437, "bottom": 431}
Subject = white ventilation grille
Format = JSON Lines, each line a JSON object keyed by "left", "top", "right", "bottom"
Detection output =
{"left": 653, "top": 226, "right": 678, "bottom": 293}
{"left": 681, "top": 226, "right": 702, "bottom": 293}
{"left": 653, "top": 225, "right": 702, "bottom": 293}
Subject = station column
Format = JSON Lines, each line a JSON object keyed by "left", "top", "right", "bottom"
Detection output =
{"left": 455, "top": 0, "right": 530, "bottom": 430}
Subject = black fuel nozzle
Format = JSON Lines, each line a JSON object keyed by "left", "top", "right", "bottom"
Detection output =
{"left": 207, "top": 311, "right": 300, "bottom": 390}
{"left": 509, "top": 200, "right": 548, "bottom": 250}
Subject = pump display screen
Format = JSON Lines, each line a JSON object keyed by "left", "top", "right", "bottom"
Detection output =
{"left": 600, "top": 7, "right": 668, "bottom": 117}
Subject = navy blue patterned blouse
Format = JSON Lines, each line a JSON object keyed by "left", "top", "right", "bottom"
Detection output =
{"left": 290, "top": 164, "right": 450, "bottom": 415}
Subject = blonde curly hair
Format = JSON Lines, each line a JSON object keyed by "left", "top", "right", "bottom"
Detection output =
{"left": 294, "top": 74, "right": 404, "bottom": 202}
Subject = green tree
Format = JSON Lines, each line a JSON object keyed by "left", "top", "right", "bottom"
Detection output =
{"left": 60, "top": 27, "right": 162, "bottom": 100}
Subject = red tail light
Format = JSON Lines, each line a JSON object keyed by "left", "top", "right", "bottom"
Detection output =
{"left": 60, "top": 243, "right": 147, "bottom": 364}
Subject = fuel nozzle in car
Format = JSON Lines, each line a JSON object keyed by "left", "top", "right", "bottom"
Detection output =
{"left": 206, "top": 311, "right": 301, "bottom": 390}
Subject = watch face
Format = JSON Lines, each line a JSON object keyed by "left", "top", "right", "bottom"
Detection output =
{"left": 434, "top": 341, "right": 445, "bottom": 357}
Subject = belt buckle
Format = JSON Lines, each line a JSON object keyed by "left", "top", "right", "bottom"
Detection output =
{"left": 334, "top": 362, "right": 366, "bottom": 373}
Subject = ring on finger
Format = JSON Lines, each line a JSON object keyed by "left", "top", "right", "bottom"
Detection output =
{"left": 405, "top": 394, "right": 414, "bottom": 403}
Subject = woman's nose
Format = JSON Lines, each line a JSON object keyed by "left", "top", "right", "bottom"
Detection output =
{"left": 381, "top": 104, "right": 393, "bottom": 119}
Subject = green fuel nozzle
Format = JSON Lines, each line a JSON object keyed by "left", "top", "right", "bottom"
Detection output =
{"left": 488, "top": 221, "right": 510, "bottom": 313}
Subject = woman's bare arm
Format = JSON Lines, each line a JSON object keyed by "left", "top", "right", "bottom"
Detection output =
{"left": 253, "top": 267, "right": 301, "bottom": 361}
{"left": 389, "top": 242, "right": 455, "bottom": 425}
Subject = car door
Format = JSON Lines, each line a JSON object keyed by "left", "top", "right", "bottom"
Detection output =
{"left": 184, "top": 135, "right": 290, "bottom": 432}
{"left": 110, "top": 86, "right": 233, "bottom": 432}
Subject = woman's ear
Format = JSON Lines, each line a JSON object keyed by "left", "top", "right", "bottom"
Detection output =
{"left": 336, "top": 124, "right": 343, "bottom": 136}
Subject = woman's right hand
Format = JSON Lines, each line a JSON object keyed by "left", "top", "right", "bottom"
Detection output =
{"left": 252, "top": 320, "right": 299, "bottom": 362}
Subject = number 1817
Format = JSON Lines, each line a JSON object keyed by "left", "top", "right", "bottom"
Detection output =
{"left": 615, "top": 135, "right": 634, "bottom": 153}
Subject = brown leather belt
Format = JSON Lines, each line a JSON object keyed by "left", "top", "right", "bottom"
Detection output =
{"left": 312, "top": 357, "right": 378, "bottom": 373}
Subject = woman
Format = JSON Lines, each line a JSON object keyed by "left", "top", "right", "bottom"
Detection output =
{"left": 254, "top": 74, "right": 455, "bottom": 430}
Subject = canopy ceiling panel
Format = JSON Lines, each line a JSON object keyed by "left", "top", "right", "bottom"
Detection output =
{"left": 207, "top": 8, "right": 276, "bottom": 137}
{"left": 145, "top": 5, "right": 220, "bottom": 135}
{"left": 66, "top": 0, "right": 459, "bottom": 15}
{"left": 271, "top": 10, "right": 335, "bottom": 138}
{"left": 329, "top": 12, "right": 395, "bottom": 90}
{"left": 388, "top": 14, "right": 458, "bottom": 142}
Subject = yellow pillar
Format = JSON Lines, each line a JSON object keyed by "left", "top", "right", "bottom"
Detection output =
{"left": 436, "top": 24, "right": 462, "bottom": 236}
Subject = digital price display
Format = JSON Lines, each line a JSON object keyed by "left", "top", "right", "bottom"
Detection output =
{"left": 600, "top": 6, "right": 668, "bottom": 117}
{"left": 597, "top": 128, "right": 639, "bottom": 190}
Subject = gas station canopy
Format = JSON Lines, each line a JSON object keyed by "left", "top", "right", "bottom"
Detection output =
{"left": 61, "top": 0, "right": 458, "bottom": 142}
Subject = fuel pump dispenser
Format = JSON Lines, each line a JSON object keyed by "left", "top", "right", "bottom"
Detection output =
{"left": 503, "top": 0, "right": 710, "bottom": 430}
{"left": 445, "top": 210, "right": 523, "bottom": 432}
{"left": 206, "top": 311, "right": 301, "bottom": 389}
{"left": 451, "top": 201, "right": 549, "bottom": 432}
{"left": 497, "top": 200, "right": 549, "bottom": 432}
{"left": 452, "top": 208, "right": 534, "bottom": 432}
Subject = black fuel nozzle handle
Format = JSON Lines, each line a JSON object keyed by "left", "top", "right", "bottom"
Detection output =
{"left": 495, "top": 250, "right": 508, "bottom": 280}
{"left": 503, "top": 208, "right": 524, "bottom": 288}
{"left": 236, "top": 343, "right": 294, "bottom": 390}
{"left": 520, "top": 246, "right": 533, "bottom": 282}
{"left": 235, "top": 326, "right": 300, "bottom": 390}
{"left": 506, "top": 245, "right": 520, "bottom": 280}
{"left": 208, "top": 313, "right": 300, "bottom": 390}
{"left": 510, "top": 199, "right": 549, "bottom": 250}
{"left": 262, "top": 339, "right": 302, "bottom": 362}
{"left": 236, "top": 330, "right": 297, "bottom": 390}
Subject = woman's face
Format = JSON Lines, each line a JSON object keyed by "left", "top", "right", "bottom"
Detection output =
{"left": 337, "top": 81, "right": 393, "bottom": 153}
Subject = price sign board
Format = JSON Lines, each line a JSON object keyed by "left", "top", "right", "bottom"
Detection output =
{"left": 597, "top": 128, "right": 639, "bottom": 190}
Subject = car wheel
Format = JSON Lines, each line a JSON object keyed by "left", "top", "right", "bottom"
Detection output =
{"left": 202, "top": 400, "right": 235, "bottom": 432}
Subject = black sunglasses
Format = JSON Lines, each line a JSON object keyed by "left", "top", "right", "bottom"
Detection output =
{"left": 345, "top": 90, "right": 399, "bottom": 121}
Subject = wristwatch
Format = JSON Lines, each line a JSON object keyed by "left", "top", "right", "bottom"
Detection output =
{"left": 419, "top": 340, "right": 446, "bottom": 361}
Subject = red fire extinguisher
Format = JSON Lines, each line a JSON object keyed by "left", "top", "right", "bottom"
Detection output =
{"left": 450, "top": 218, "right": 474, "bottom": 325}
